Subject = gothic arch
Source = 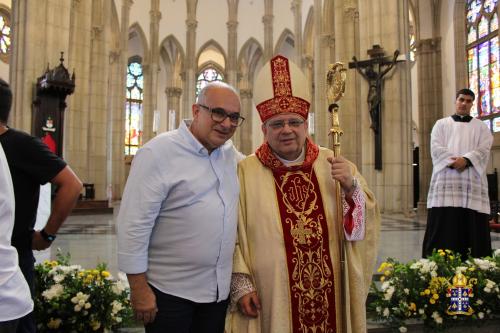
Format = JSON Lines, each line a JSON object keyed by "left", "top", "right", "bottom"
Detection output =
{"left": 128, "top": 22, "right": 149, "bottom": 64}
{"left": 160, "top": 35, "right": 185, "bottom": 87}
{"left": 196, "top": 39, "right": 227, "bottom": 73}
{"left": 303, "top": 6, "right": 314, "bottom": 57}
{"left": 274, "top": 28, "right": 295, "bottom": 58}
{"left": 238, "top": 38, "right": 264, "bottom": 88}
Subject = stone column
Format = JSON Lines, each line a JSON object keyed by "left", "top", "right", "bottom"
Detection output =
{"left": 226, "top": 0, "right": 239, "bottom": 87}
{"left": 416, "top": 38, "right": 442, "bottom": 217}
{"left": 263, "top": 0, "right": 273, "bottom": 61}
{"left": 183, "top": 0, "right": 197, "bottom": 119}
{"left": 86, "top": 0, "right": 110, "bottom": 199}
{"left": 239, "top": 88, "right": 253, "bottom": 155}
{"left": 110, "top": 0, "right": 133, "bottom": 199}
{"left": 165, "top": 86, "right": 183, "bottom": 129}
{"left": 291, "top": 0, "right": 303, "bottom": 67}
{"left": 142, "top": 1, "right": 161, "bottom": 143}
{"left": 65, "top": 0, "right": 92, "bottom": 181}
{"left": 312, "top": 0, "right": 330, "bottom": 147}
{"left": 333, "top": 1, "right": 361, "bottom": 166}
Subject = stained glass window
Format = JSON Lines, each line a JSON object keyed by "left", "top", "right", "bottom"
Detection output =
{"left": 466, "top": 0, "right": 500, "bottom": 132}
{"left": 195, "top": 67, "right": 224, "bottom": 96}
{"left": 125, "top": 59, "right": 143, "bottom": 155}
{"left": 408, "top": 8, "right": 416, "bottom": 62}
{"left": 0, "top": 10, "right": 11, "bottom": 64}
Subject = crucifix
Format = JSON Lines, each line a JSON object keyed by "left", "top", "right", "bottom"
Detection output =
{"left": 349, "top": 45, "right": 402, "bottom": 170}
{"left": 291, "top": 216, "right": 312, "bottom": 244}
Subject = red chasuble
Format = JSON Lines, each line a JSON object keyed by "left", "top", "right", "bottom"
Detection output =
{"left": 256, "top": 138, "right": 336, "bottom": 333}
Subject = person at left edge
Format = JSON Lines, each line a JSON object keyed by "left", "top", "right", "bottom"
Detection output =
{"left": 0, "top": 77, "right": 83, "bottom": 333}
{"left": 117, "top": 81, "right": 245, "bottom": 333}
{"left": 0, "top": 141, "right": 33, "bottom": 333}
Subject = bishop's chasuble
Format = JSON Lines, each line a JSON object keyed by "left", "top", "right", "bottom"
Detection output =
{"left": 227, "top": 141, "right": 380, "bottom": 333}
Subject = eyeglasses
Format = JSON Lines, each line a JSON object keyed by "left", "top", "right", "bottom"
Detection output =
{"left": 198, "top": 104, "right": 245, "bottom": 127}
{"left": 266, "top": 119, "right": 305, "bottom": 130}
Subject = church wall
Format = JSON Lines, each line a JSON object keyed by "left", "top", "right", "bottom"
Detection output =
{"left": 273, "top": 0, "right": 295, "bottom": 54}
{"left": 158, "top": 0, "right": 186, "bottom": 53}
{"left": 197, "top": 0, "right": 227, "bottom": 57}
{"left": 129, "top": 1, "right": 150, "bottom": 46}
{"left": 238, "top": 1, "right": 265, "bottom": 55}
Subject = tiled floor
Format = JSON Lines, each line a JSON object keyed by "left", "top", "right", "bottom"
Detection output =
{"left": 41, "top": 210, "right": 500, "bottom": 277}
{"left": 34, "top": 210, "right": 500, "bottom": 332}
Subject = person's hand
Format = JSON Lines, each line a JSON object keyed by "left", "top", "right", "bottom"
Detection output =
{"left": 448, "top": 156, "right": 467, "bottom": 172}
{"left": 130, "top": 284, "right": 158, "bottom": 324}
{"left": 238, "top": 291, "right": 261, "bottom": 318}
{"left": 32, "top": 231, "right": 52, "bottom": 251}
{"left": 327, "top": 156, "right": 355, "bottom": 195}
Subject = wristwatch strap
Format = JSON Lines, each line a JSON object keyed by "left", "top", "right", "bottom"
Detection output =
{"left": 40, "top": 228, "right": 57, "bottom": 242}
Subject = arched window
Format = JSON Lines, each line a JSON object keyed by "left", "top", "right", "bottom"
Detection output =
{"left": 125, "top": 58, "right": 143, "bottom": 155}
{"left": 0, "top": 8, "right": 11, "bottom": 64}
{"left": 466, "top": 0, "right": 500, "bottom": 132}
{"left": 195, "top": 67, "right": 224, "bottom": 96}
{"left": 408, "top": 7, "right": 416, "bottom": 62}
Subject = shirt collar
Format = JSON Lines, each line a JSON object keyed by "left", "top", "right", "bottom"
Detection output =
{"left": 178, "top": 120, "right": 226, "bottom": 156}
{"left": 451, "top": 114, "right": 473, "bottom": 123}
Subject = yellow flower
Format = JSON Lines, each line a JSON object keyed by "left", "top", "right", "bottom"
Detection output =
{"left": 409, "top": 303, "right": 417, "bottom": 311}
{"left": 90, "top": 320, "right": 101, "bottom": 331}
{"left": 439, "top": 252, "right": 446, "bottom": 257}
{"left": 47, "top": 318, "right": 62, "bottom": 329}
{"left": 101, "top": 271, "right": 111, "bottom": 278}
{"left": 380, "top": 276, "right": 386, "bottom": 282}
{"left": 384, "top": 270, "right": 391, "bottom": 276}
{"left": 432, "top": 294, "right": 439, "bottom": 300}
{"left": 424, "top": 289, "right": 430, "bottom": 295}
{"left": 449, "top": 255, "right": 454, "bottom": 260}
{"left": 429, "top": 299, "right": 436, "bottom": 304}
{"left": 445, "top": 249, "right": 451, "bottom": 254}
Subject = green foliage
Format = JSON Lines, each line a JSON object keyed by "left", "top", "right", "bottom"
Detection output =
{"left": 368, "top": 249, "right": 500, "bottom": 332}
{"left": 34, "top": 252, "right": 133, "bottom": 332}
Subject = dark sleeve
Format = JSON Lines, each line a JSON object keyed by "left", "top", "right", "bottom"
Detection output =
{"left": 15, "top": 134, "right": 67, "bottom": 185}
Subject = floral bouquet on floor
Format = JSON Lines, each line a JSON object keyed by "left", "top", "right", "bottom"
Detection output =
{"left": 368, "top": 249, "right": 500, "bottom": 332}
{"left": 34, "top": 251, "right": 133, "bottom": 332}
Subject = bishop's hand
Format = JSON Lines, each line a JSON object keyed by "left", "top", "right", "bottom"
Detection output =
{"left": 327, "top": 156, "right": 356, "bottom": 196}
{"left": 238, "top": 291, "right": 261, "bottom": 318}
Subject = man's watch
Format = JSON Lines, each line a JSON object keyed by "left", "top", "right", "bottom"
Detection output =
{"left": 40, "top": 228, "right": 57, "bottom": 242}
{"left": 351, "top": 177, "right": 358, "bottom": 191}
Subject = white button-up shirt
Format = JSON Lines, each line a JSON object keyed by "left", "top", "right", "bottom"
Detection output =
{"left": 118, "top": 121, "right": 242, "bottom": 302}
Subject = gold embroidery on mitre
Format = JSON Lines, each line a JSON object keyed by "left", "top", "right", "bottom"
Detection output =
{"left": 256, "top": 55, "right": 310, "bottom": 122}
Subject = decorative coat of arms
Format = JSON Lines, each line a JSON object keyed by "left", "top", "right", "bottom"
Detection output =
{"left": 446, "top": 273, "right": 474, "bottom": 316}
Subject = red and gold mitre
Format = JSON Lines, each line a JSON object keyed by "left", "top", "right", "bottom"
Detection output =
{"left": 254, "top": 55, "right": 311, "bottom": 122}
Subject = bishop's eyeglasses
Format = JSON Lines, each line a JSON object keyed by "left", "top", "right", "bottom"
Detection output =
{"left": 198, "top": 104, "right": 245, "bottom": 127}
{"left": 266, "top": 118, "right": 305, "bottom": 130}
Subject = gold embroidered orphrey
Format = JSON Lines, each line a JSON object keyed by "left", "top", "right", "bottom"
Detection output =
{"left": 274, "top": 169, "right": 316, "bottom": 245}
{"left": 273, "top": 168, "right": 336, "bottom": 332}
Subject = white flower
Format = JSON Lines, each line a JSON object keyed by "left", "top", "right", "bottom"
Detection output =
{"left": 478, "top": 312, "right": 484, "bottom": 319}
{"left": 403, "top": 288, "right": 409, "bottom": 295}
{"left": 455, "top": 266, "right": 468, "bottom": 274}
{"left": 476, "top": 299, "right": 483, "bottom": 305}
{"left": 112, "top": 280, "right": 126, "bottom": 295}
{"left": 111, "top": 300, "right": 123, "bottom": 315}
{"left": 42, "top": 284, "right": 64, "bottom": 300}
{"left": 52, "top": 274, "right": 65, "bottom": 283}
{"left": 115, "top": 316, "right": 122, "bottom": 323}
{"left": 473, "top": 258, "right": 496, "bottom": 270}
{"left": 431, "top": 311, "right": 443, "bottom": 324}
{"left": 418, "top": 309, "right": 425, "bottom": 315}
{"left": 485, "top": 279, "right": 497, "bottom": 289}
{"left": 384, "top": 286, "right": 395, "bottom": 300}
{"left": 383, "top": 308, "right": 390, "bottom": 317}
{"left": 74, "top": 304, "right": 82, "bottom": 312}
{"left": 493, "top": 249, "right": 500, "bottom": 258}
{"left": 399, "top": 327, "right": 407, "bottom": 333}
{"left": 376, "top": 306, "right": 382, "bottom": 313}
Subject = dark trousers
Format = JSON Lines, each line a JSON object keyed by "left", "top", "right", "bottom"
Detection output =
{"left": 0, "top": 319, "right": 19, "bottom": 333}
{"left": 145, "top": 286, "right": 229, "bottom": 333}
{"left": 422, "top": 207, "right": 492, "bottom": 259}
{"left": 16, "top": 251, "right": 36, "bottom": 333}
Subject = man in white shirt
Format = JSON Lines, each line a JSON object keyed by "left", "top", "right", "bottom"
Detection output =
{"left": 423, "top": 88, "right": 493, "bottom": 258}
{"left": 0, "top": 142, "right": 33, "bottom": 333}
{"left": 118, "top": 81, "right": 244, "bottom": 333}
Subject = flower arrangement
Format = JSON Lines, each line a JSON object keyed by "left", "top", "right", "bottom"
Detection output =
{"left": 368, "top": 249, "right": 500, "bottom": 332}
{"left": 34, "top": 252, "right": 133, "bottom": 332}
